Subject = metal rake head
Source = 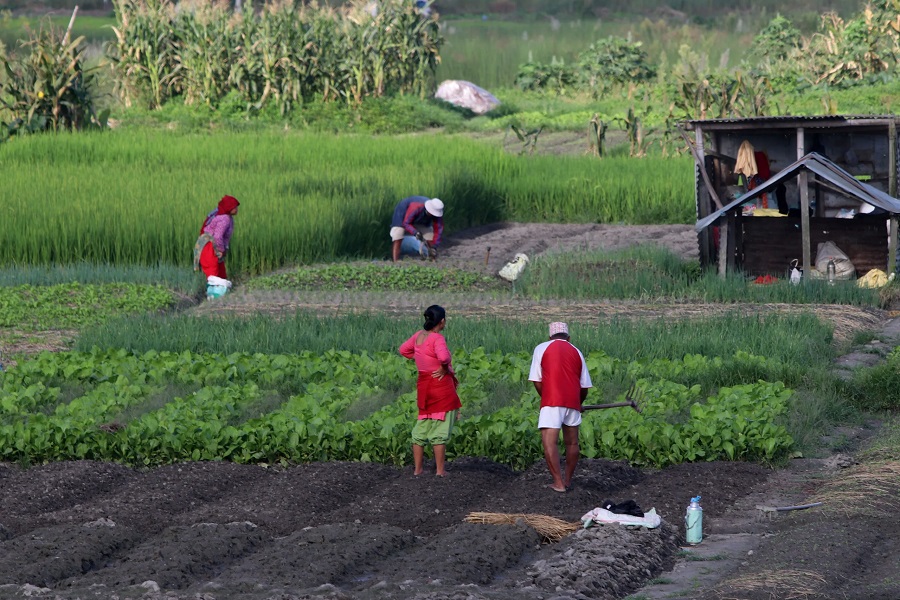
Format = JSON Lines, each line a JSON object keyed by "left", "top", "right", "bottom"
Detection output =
{"left": 623, "top": 383, "right": 645, "bottom": 413}
{"left": 582, "top": 382, "right": 644, "bottom": 413}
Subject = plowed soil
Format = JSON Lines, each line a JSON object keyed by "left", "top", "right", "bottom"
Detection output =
{"left": 0, "top": 457, "right": 770, "bottom": 600}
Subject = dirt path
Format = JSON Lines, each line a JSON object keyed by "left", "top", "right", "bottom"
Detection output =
{"left": 436, "top": 222, "right": 699, "bottom": 275}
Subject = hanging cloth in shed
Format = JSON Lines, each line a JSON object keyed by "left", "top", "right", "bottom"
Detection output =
{"left": 747, "top": 150, "right": 771, "bottom": 208}
{"left": 735, "top": 140, "right": 758, "bottom": 179}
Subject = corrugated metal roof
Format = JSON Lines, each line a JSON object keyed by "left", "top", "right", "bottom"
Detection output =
{"left": 695, "top": 152, "right": 900, "bottom": 232}
{"left": 684, "top": 114, "right": 900, "bottom": 127}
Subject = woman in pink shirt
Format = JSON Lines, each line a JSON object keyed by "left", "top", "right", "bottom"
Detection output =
{"left": 193, "top": 195, "right": 240, "bottom": 279}
{"left": 399, "top": 305, "right": 461, "bottom": 476}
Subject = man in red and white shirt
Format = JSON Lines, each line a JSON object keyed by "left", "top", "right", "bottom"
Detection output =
{"left": 528, "top": 321, "right": 592, "bottom": 493}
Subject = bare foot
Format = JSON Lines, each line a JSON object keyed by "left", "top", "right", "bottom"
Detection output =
{"left": 414, "top": 470, "right": 424, "bottom": 476}
{"left": 435, "top": 472, "right": 447, "bottom": 477}
{"left": 548, "top": 484, "right": 566, "bottom": 493}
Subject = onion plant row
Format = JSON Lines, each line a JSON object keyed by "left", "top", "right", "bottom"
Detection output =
{"left": 76, "top": 310, "right": 835, "bottom": 384}
{"left": 0, "top": 130, "right": 693, "bottom": 274}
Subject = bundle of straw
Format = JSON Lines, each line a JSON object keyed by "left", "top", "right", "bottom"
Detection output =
{"left": 465, "top": 512, "right": 580, "bottom": 543}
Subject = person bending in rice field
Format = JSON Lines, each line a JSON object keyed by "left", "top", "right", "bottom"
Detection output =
{"left": 389, "top": 196, "right": 444, "bottom": 262}
{"left": 399, "top": 305, "right": 461, "bottom": 477}
{"left": 529, "top": 321, "right": 593, "bottom": 493}
{"left": 193, "top": 195, "right": 240, "bottom": 279}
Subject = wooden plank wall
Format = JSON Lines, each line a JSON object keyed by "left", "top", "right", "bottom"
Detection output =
{"left": 741, "top": 216, "right": 889, "bottom": 276}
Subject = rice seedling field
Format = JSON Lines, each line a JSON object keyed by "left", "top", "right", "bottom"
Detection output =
{"left": 0, "top": 130, "right": 693, "bottom": 275}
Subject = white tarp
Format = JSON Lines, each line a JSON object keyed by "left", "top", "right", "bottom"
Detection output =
{"left": 434, "top": 80, "right": 501, "bottom": 115}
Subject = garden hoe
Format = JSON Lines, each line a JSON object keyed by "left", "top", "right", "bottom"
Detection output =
{"left": 582, "top": 383, "right": 643, "bottom": 413}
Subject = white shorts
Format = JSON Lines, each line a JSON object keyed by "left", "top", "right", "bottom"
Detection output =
{"left": 390, "top": 226, "right": 433, "bottom": 242}
{"left": 538, "top": 406, "right": 582, "bottom": 429}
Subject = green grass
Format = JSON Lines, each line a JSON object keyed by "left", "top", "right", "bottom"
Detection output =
{"left": 845, "top": 361, "right": 900, "bottom": 412}
{"left": 0, "top": 130, "right": 693, "bottom": 276}
{"left": 788, "top": 375, "right": 865, "bottom": 458}
{"left": 858, "top": 417, "right": 900, "bottom": 461}
{"left": 519, "top": 246, "right": 887, "bottom": 306}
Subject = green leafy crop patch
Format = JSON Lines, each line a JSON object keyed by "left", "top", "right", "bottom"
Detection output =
{"left": 0, "top": 283, "right": 176, "bottom": 331}
{"left": 247, "top": 264, "right": 504, "bottom": 292}
{"left": 0, "top": 348, "right": 795, "bottom": 468}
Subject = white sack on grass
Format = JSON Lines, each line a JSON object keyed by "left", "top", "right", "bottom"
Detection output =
{"left": 434, "top": 80, "right": 501, "bottom": 115}
{"left": 499, "top": 253, "right": 529, "bottom": 282}
{"left": 207, "top": 276, "right": 232, "bottom": 289}
{"left": 813, "top": 241, "right": 855, "bottom": 280}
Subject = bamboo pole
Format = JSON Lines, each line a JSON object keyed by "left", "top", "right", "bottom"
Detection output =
{"left": 798, "top": 127, "right": 811, "bottom": 275}
{"left": 62, "top": 6, "right": 79, "bottom": 47}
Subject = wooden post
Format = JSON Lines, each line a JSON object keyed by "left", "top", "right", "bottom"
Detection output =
{"left": 798, "top": 127, "right": 811, "bottom": 274}
{"left": 889, "top": 122, "right": 898, "bottom": 275}
{"left": 718, "top": 217, "right": 729, "bottom": 278}
{"left": 694, "top": 126, "right": 712, "bottom": 270}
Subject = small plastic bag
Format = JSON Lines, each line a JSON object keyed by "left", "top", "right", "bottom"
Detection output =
{"left": 789, "top": 259, "right": 802, "bottom": 285}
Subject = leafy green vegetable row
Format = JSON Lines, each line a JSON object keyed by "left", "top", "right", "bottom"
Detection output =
{"left": 0, "top": 283, "right": 175, "bottom": 331}
{"left": 0, "top": 349, "right": 793, "bottom": 468}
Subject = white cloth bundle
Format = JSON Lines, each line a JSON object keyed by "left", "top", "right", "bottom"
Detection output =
{"left": 499, "top": 253, "right": 530, "bottom": 282}
{"left": 581, "top": 507, "right": 661, "bottom": 529}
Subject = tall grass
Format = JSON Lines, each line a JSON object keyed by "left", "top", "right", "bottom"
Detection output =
{"left": 76, "top": 309, "right": 835, "bottom": 368}
{"left": 519, "top": 246, "right": 886, "bottom": 306}
{"left": 0, "top": 130, "right": 693, "bottom": 275}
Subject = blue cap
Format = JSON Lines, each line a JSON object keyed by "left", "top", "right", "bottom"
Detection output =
{"left": 691, "top": 495, "right": 702, "bottom": 503}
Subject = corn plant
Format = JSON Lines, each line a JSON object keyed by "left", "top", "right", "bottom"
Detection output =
{"left": 508, "top": 123, "right": 543, "bottom": 156}
{"left": 0, "top": 24, "right": 104, "bottom": 138}
{"left": 173, "top": 2, "right": 234, "bottom": 107}
{"left": 588, "top": 113, "right": 607, "bottom": 157}
{"left": 108, "top": 0, "right": 180, "bottom": 109}
{"left": 108, "top": 0, "right": 443, "bottom": 112}
{"left": 617, "top": 106, "right": 653, "bottom": 158}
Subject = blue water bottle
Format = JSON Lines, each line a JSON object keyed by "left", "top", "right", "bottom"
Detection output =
{"left": 685, "top": 495, "right": 703, "bottom": 545}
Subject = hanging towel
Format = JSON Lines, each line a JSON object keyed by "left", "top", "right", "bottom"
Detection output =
{"left": 735, "top": 140, "right": 758, "bottom": 178}
{"left": 747, "top": 150, "right": 772, "bottom": 207}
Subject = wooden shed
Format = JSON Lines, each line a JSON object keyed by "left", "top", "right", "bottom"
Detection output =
{"left": 680, "top": 115, "right": 900, "bottom": 278}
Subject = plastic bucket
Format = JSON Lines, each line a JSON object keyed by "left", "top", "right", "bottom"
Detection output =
{"left": 207, "top": 284, "right": 228, "bottom": 299}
